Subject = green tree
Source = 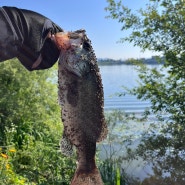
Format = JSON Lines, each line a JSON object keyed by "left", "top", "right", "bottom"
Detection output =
{"left": 105, "top": 0, "right": 185, "bottom": 157}
{"left": 0, "top": 59, "right": 60, "bottom": 147}
{"left": 0, "top": 59, "right": 76, "bottom": 184}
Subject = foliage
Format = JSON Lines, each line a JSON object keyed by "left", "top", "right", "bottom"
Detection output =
{"left": 105, "top": 0, "right": 185, "bottom": 154}
{"left": 106, "top": 0, "right": 185, "bottom": 54}
{"left": 105, "top": 0, "right": 185, "bottom": 183}
{"left": 0, "top": 59, "right": 131, "bottom": 185}
{"left": 0, "top": 59, "right": 59, "bottom": 146}
{"left": 97, "top": 111, "right": 134, "bottom": 185}
{"left": 98, "top": 57, "right": 161, "bottom": 65}
{"left": 0, "top": 59, "right": 76, "bottom": 184}
{"left": 99, "top": 158, "right": 126, "bottom": 185}
{"left": 0, "top": 147, "right": 30, "bottom": 185}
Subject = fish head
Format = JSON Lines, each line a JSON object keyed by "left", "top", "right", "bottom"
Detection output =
{"left": 56, "top": 30, "right": 93, "bottom": 77}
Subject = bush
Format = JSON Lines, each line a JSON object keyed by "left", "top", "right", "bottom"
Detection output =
{"left": 0, "top": 59, "right": 76, "bottom": 184}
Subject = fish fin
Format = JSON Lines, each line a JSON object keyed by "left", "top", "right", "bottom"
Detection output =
{"left": 71, "top": 167, "right": 104, "bottom": 185}
{"left": 60, "top": 133, "right": 73, "bottom": 156}
{"left": 97, "top": 120, "right": 108, "bottom": 142}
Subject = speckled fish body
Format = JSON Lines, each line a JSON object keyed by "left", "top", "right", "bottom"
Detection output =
{"left": 57, "top": 30, "right": 107, "bottom": 185}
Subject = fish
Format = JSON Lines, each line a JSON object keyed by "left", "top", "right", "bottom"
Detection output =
{"left": 56, "top": 29, "right": 108, "bottom": 185}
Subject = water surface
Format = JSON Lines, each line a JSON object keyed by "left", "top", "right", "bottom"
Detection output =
{"left": 99, "top": 64, "right": 151, "bottom": 112}
{"left": 98, "top": 65, "right": 184, "bottom": 184}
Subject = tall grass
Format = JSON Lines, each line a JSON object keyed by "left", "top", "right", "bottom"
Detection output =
{"left": 98, "top": 110, "right": 131, "bottom": 185}
{"left": 99, "top": 158, "right": 127, "bottom": 185}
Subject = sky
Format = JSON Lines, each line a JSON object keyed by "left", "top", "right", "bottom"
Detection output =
{"left": 0, "top": 0, "right": 156, "bottom": 60}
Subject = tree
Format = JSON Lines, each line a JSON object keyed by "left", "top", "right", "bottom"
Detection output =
{"left": 0, "top": 59, "right": 60, "bottom": 147}
{"left": 0, "top": 59, "right": 76, "bottom": 184}
{"left": 105, "top": 0, "right": 185, "bottom": 156}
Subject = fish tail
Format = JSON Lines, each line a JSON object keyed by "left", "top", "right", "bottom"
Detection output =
{"left": 71, "top": 166, "right": 104, "bottom": 185}
{"left": 71, "top": 142, "right": 104, "bottom": 185}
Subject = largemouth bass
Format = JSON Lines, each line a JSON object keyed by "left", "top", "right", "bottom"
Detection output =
{"left": 56, "top": 30, "right": 107, "bottom": 185}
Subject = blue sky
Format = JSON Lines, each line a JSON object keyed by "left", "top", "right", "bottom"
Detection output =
{"left": 0, "top": 0, "right": 156, "bottom": 60}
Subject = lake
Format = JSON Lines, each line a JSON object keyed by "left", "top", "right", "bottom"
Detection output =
{"left": 99, "top": 64, "right": 152, "bottom": 112}
{"left": 98, "top": 64, "right": 164, "bottom": 183}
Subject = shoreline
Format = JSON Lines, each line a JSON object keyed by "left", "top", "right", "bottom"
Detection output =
{"left": 97, "top": 56, "right": 164, "bottom": 66}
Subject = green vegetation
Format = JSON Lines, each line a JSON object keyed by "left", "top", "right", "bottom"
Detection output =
{"left": 2, "top": 0, "right": 185, "bottom": 183}
{"left": 98, "top": 111, "right": 133, "bottom": 185}
{"left": 106, "top": 0, "right": 185, "bottom": 154}
{"left": 99, "top": 124, "right": 122, "bottom": 185}
{"left": 0, "top": 59, "right": 76, "bottom": 184}
{"left": 0, "top": 59, "right": 128, "bottom": 185}
{"left": 106, "top": 0, "right": 185, "bottom": 184}
{"left": 98, "top": 56, "right": 164, "bottom": 65}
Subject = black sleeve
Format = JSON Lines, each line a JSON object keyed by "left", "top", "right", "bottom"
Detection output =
{"left": 36, "top": 20, "right": 63, "bottom": 70}
{"left": 39, "top": 38, "right": 60, "bottom": 69}
{"left": 42, "top": 19, "right": 63, "bottom": 39}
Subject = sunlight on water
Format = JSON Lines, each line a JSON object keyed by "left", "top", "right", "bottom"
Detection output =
{"left": 99, "top": 64, "right": 152, "bottom": 112}
{"left": 98, "top": 64, "right": 175, "bottom": 184}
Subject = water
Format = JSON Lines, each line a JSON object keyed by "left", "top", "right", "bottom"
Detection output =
{"left": 99, "top": 64, "right": 152, "bottom": 112}
{"left": 98, "top": 64, "right": 164, "bottom": 182}
{"left": 99, "top": 65, "right": 185, "bottom": 184}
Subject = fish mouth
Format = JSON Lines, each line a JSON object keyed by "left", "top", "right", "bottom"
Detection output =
{"left": 55, "top": 30, "right": 85, "bottom": 50}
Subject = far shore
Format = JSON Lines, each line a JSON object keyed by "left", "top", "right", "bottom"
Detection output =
{"left": 98, "top": 56, "right": 164, "bottom": 66}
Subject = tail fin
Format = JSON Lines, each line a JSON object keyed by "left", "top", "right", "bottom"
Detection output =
{"left": 71, "top": 167, "right": 104, "bottom": 185}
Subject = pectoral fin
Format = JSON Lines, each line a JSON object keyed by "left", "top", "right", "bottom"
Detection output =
{"left": 60, "top": 132, "right": 73, "bottom": 156}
